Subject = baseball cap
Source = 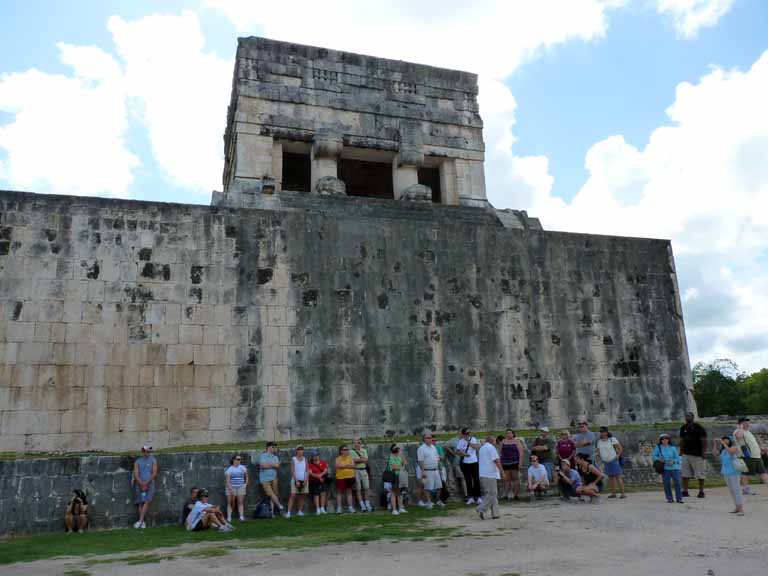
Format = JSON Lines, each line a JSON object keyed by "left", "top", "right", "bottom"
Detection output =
{"left": 539, "top": 426, "right": 549, "bottom": 432}
{"left": 199, "top": 488, "right": 209, "bottom": 497}
{"left": 141, "top": 445, "right": 152, "bottom": 451}
{"left": 737, "top": 416, "right": 750, "bottom": 423}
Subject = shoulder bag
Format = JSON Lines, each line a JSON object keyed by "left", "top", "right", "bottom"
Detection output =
{"left": 652, "top": 447, "right": 665, "bottom": 475}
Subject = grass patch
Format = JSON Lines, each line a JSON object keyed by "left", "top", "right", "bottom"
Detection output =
{"left": 63, "top": 570, "right": 91, "bottom": 576}
{"left": 0, "top": 507, "right": 455, "bottom": 566}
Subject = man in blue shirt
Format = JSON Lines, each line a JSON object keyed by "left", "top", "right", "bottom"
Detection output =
{"left": 574, "top": 421, "right": 597, "bottom": 460}
{"left": 259, "top": 442, "right": 284, "bottom": 516}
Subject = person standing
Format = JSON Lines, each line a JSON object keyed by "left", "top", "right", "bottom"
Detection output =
{"left": 477, "top": 435, "right": 503, "bottom": 519}
{"left": 417, "top": 433, "right": 444, "bottom": 509}
{"left": 133, "top": 445, "right": 158, "bottom": 529}
{"left": 258, "top": 442, "right": 284, "bottom": 516}
{"left": 384, "top": 444, "right": 406, "bottom": 515}
{"left": 225, "top": 455, "right": 249, "bottom": 522}
{"left": 556, "top": 430, "right": 576, "bottom": 468}
{"left": 350, "top": 438, "right": 373, "bottom": 512}
{"left": 597, "top": 427, "right": 626, "bottom": 499}
{"left": 679, "top": 411, "right": 708, "bottom": 498}
{"left": 456, "top": 427, "right": 481, "bottom": 504}
{"left": 286, "top": 446, "right": 309, "bottom": 518}
{"left": 574, "top": 421, "right": 597, "bottom": 461}
{"left": 308, "top": 450, "right": 330, "bottom": 514}
{"left": 713, "top": 436, "right": 745, "bottom": 516}
{"left": 500, "top": 429, "right": 526, "bottom": 500}
{"left": 531, "top": 426, "right": 555, "bottom": 482}
{"left": 653, "top": 433, "right": 683, "bottom": 504}
{"left": 733, "top": 416, "right": 768, "bottom": 494}
{"left": 444, "top": 429, "right": 466, "bottom": 499}
{"left": 335, "top": 444, "right": 357, "bottom": 514}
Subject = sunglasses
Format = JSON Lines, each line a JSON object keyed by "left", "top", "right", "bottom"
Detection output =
{"left": 234, "top": 457, "right": 241, "bottom": 461}
{"left": 341, "top": 448, "right": 349, "bottom": 451}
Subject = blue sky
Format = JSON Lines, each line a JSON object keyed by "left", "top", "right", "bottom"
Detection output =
{"left": 1, "top": 0, "right": 767, "bottom": 373}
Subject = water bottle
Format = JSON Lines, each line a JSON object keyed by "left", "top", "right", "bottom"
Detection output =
{"left": 141, "top": 491, "right": 147, "bottom": 503}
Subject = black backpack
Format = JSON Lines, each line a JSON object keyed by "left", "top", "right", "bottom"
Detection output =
{"left": 253, "top": 498, "right": 273, "bottom": 519}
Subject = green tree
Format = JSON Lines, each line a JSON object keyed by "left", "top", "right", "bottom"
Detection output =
{"left": 743, "top": 368, "right": 768, "bottom": 414}
{"left": 692, "top": 359, "right": 746, "bottom": 417}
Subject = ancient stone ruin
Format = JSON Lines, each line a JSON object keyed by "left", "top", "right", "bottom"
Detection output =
{"left": 0, "top": 38, "right": 694, "bottom": 453}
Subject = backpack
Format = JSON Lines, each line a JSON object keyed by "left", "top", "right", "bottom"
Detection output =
{"left": 253, "top": 498, "right": 273, "bottom": 519}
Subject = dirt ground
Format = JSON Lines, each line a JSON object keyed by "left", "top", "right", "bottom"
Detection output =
{"left": 6, "top": 486, "right": 767, "bottom": 576}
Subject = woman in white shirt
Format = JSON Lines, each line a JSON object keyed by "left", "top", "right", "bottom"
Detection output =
{"left": 597, "top": 427, "right": 626, "bottom": 499}
{"left": 286, "top": 446, "right": 309, "bottom": 518}
{"left": 225, "top": 455, "right": 249, "bottom": 522}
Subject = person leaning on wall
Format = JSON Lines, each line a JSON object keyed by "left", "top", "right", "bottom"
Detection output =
{"left": 133, "top": 445, "right": 158, "bottom": 529}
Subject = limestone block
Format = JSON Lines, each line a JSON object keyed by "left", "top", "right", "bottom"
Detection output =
{"left": 2, "top": 410, "right": 61, "bottom": 435}
{"left": 261, "top": 346, "right": 285, "bottom": 366}
{"left": 176, "top": 365, "right": 195, "bottom": 388}
{"left": 11, "top": 365, "right": 37, "bottom": 387}
{"left": 0, "top": 364, "right": 12, "bottom": 387}
{"left": 399, "top": 184, "right": 432, "bottom": 202}
{"left": 210, "top": 407, "right": 231, "bottom": 431}
{"left": 0, "top": 386, "right": 9, "bottom": 410}
{"left": 132, "top": 387, "right": 156, "bottom": 408}
{"left": 3, "top": 342, "right": 19, "bottom": 363}
{"left": 193, "top": 345, "right": 217, "bottom": 366}
{"left": 0, "top": 434, "right": 25, "bottom": 452}
{"left": 168, "top": 429, "right": 212, "bottom": 446}
{"left": 234, "top": 133, "right": 275, "bottom": 179}
{"left": 183, "top": 387, "right": 215, "bottom": 409}
{"left": 62, "top": 300, "right": 82, "bottom": 323}
{"left": 25, "top": 432, "right": 89, "bottom": 453}
{"left": 313, "top": 176, "right": 346, "bottom": 195}
{"left": 156, "top": 387, "right": 182, "bottom": 410}
{"left": 265, "top": 326, "right": 280, "bottom": 346}
{"left": 61, "top": 409, "right": 88, "bottom": 433}
{"left": 166, "top": 303, "right": 181, "bottom": 325}
{"left": 271, "top": 365, "right": 288, "bottom": 386}
{"left": 7, "top": 321, "right": 35, "bottom": 342}
{"left": 107, "top": 386, "right": 132, "bottom": 409}
{"left": 65, "top": 323, "right": 91, "bottom": 344}
{"left": 33, "top": 322, "right": 52, "bottom": 343}
{"left": 193, "top": 366, "right": 213, "bottom": 388}
{"left": 151, "top": 324, "right": 179, "bottom": 345}
{"left": 166, "top": 344, "right": 194, "bottom": 365}
{"left": 179, "top": 325, "right": 202, "bottom": 345}
{"left": 286, "top": 307, "right": 298, "bottom": 327}
{"left": 214, "top": 385, "right": 240, "bottom": 408}
{"left": 153, "top": 366, "right": 176, "bottom": 388}
{"left": 18, "top": 342, "right": 54, "bottom": 364}
{"left": 102, "top": 365, "right": 123, "bottom": 387}
{"left": 75, "top": 343, "right": 96, "bottom": 366}
{"left": 38, "top": 300, "right": 64, "bottom": 323}
{"left": 146, "top": 302, "right": 165, "bottom": 324}
{"left": 267, "top": 306, "right": 286, "bottom": 326}
{"left": 218, "top": 325, "right": 248, "bottom": 345}
{"left": 231, "top": 406, "right": 263, "bottom": 431}
{"left": 202, "top": 326, "right": 218, "bottom": 345}
{"left": 86, "top": 281, "right": 105, "bottom": 303}
{"left": 147, "top": 343, "right": 166, "bottom": 365}
{"left": 138, "top": 366, "right": 154, "bottom": 387}
{"left": 168, "top": 408, "right": 209, "bottom": 432}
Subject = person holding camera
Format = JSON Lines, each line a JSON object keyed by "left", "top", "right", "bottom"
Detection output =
{"left": 286, "top": 446, "right": 309, "bottom": 518}
{"left": 64, "top": 489, "right": 89, "bottom": 533}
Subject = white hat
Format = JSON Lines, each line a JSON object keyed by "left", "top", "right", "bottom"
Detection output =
{"left": 539, "top": 426, "right": 549, "bottom": 432}
{"left": 141, "top": 445, "right": 153, "bottom": 451}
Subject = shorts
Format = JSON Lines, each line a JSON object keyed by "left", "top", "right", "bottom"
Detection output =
{"left": 134, "top": 482, "right": 156, "bottom": 505}
{"left": 502, "top": 463, "right": 520, "bottom": 471}
{"left": 415, "top": 465, "right": 422, "bottom": 479}
{"left": 745, "top": 457, "right": 766, "bottom": 476}
{"left": 603, "top": 459, "right": 622, "bottom": 477}
{"left": 192, "top": 520, "right": 207, "bottom": 532}
{"left": 226, "top": 484, "right": 246, "bottom": 497}
{"left": 309, "top": 481, "right": 327, "bottom": 496}
{"left": 336, "top": 477, "right": 355, "bottom": 491}
{"left": 560, "top": 482, "right": 577, "bottom": 498}
{"left": 383, "top": 482, "right": 394, "bottom": 492}
{"left": 398, "top": 470, "right": 409, "bottom": 490}
{"left": 355, "top": 469, "right": 370, "bottom": 491}
{"left": 290, "top": 480, "right": 310, "bottom": 494}
{"left": 421, "top": 469, "right": 443, "bottom": 492}
{"left": 261, "top": 479, "right": 279, "bottom": 499}
{"left": 680, "top": 455, "right": 708, "bottom": 479}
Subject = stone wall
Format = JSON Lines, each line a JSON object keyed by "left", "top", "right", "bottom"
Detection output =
{"left": 0, "top": 190, "right": 692, "bottom": 453}
{"left": 3, "top": 422, "right": 763, "bottom": 535}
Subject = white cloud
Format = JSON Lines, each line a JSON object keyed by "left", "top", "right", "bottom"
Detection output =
{"left": 524, "top": 51, "right": 768, "bottom": 372}
{"left": 656, "top": 0, "right": 736, "bottom": 38}
{"left": 107, "top": 11, "right": 232, "bottom": 195}
{"left": 0, "top": 44, "right": 138, "bottom": 197}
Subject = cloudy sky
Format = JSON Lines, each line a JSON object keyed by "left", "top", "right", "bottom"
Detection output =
{"left": 1, "top": 0, "right": 766, "bottom": 372}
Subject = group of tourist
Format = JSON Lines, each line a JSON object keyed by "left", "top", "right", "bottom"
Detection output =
{"left": 118, "top": 414, "right": 768, "bottom": 533}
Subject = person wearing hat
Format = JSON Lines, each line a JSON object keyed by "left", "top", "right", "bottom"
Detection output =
{"left": 679, "top": 411, "right": 708, "bottom": 498}
{"left": 652, "top": 433, "right": 683, "bottom": 503}
{"left": 132, "top": 445, "right": 158, "bottom": 529}
{"left": 733, "top": 417, "right": 768, "bottom": 494}
{"left": 531, "top": 426, "right": 555, "bottom": 483}
{"left": 225, "top": 455, "right": 249, "bottom": 522}
{"left": 185, "top": 489, "right": 233, "bottom": 533}
{"left": 456, "top": 427, "right": 481, "bottom": 504}
{"left": 597, "top": 426, "right": 626, "bottom": 499}
{"left": 308, "top": 450, "right": 330, "bottom": 514}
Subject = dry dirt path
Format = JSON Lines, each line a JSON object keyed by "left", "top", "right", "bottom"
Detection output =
{"left": 6, "top": 486, "right": 767, "bottom": 576}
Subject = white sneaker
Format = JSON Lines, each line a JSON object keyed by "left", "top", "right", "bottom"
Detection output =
{"left": 316, "top": 509, "right": 322, "bottom": 515}
{"left": 477, "top": 498, "right": 483, "bottom": 505}
{"left": 133, "top": 521, "right": 142, "bottom": 529}
{"left": 392, "top": 509, "right": 400, "bottom": 515}
{"left": 298, "top": 511, "right": 304, "bottom": 516}
{"left": 436, "top": 501, "right": 446, "bottom": 507}
{"left": 140, "top": 521, "right": 146, "bottom": 529}
{"left": 239, "top": 516, "right": 245, "bottom": 522}
{"left": 398, "top": 507, "right": 407, "bottom": 513}
{"left": 365, "top": 501, "right": 373, "bottom": 512}
{"left": 285, "top": 512, "right": 291, "bottom": 519}
{"left": 417, "top": 500, "right": 427, "bottom": 507}
{"left": 337, "top": 508, "right": 343, "bottom": 514}
{"left": 466, "top": 498, "right": 475, "bottom": 505}
{"left": 227, "top": 515, "right": 232, "bottom": 523}
{"left": 321, "top": 508, "right": 327, "bottom": 514}
{"left": 425, "top": 502, "right": 434, "bottom": 510}
{"left": 348, "top": 507, "right": 356, "bottom": 514}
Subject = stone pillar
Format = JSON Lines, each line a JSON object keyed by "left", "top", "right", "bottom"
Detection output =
{"left": 393, "top": 143, "right": 424, "bottom": 200}
{"left": 311, "top": 129, "right": 343, "bottom": 191}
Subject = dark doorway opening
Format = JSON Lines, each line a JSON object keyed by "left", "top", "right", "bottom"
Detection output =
{"left": 339, "top": 159, "right": 394, "bottom": 199}
{"left": 282, "top": 152, "right": 311, "bottom": 192}
{"left": 418, "top": 166, "right": 441, "bottom": 204}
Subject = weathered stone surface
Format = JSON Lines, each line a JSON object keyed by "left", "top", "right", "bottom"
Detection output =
{"left": 0, "top": 189, "right": 693, "bottom": 452}
{"left": 314, "top": 176, "right": 347, "bottom": 196}
{"left": 400, "top": 184, "right": 432, "bottom": 202}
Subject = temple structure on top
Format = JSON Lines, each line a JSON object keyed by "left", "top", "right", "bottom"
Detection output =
{"left": 213, "top": 37, "right": 489, "bottom": 209}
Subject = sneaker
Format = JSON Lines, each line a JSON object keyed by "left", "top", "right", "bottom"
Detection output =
{"left": 348, "top": 507, "right": 356, "bottom": 514}
{"left": 681, "top": 491, "right": 690, "bottom": 498}
{"left": 227, "top": 515, "right": 232, "bottom": 523}
{"left": 392, "top": 509, "right": 400, "bottom": 515}
{"left": 133, "top": 521, "right": 142, "bottom": 529}
{"left": 337, "top": 508, "right": 343, "bottom": 515}
{"left": 239, "top": 515, "right": 245, "bottom": 521}
{"left": 285, "top": 512, "right": 291, "bottom": 519}
{"left": 398, "top": 507, "right": 407, "bottom": 513}
{"left": 140, "top": 521, "right": 146, "bottom": 529}
{"left": 477, "top": 510, "right": 485, "bottom": 520}
{"left": 620, "top": 494, "right": 627, "bottom": 499}
{"left": 360, "top": 505, "right": 367, "bottom": 513}
{"left": 316, "top": 509, "right": 322, "bottom": 516}
{"left": 667, "top": 499, "right": 674, "bottom": 504}
{"left": 297, "top": 511, "right": 305, "bottom": 517}
{"left": 608, "top": 494, "right": 617, "bottom": 499}
{"left": 477, "top": 498, "right": 483, "bottom": 505}
{"left": 425, "top": 502, "right": 434, "bottom": 510}
{"left": 465, "top": 498, "right": 475, "bottom": 505}
{"left": 417, "top": 501, "right": 427, "bottom": 507}
{"left": 366, "top": 501, "right": 373, "bottom": 512}
{"left": 436, "top": 501, "right": 445, "bottom": 507}
{"left": 697, "top": 491, "right": 705, "bottom": 499}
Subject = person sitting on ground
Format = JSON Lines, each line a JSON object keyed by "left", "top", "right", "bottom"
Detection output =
{"left": 417, "top": 432, "right": 444, "bottom": 509}
{"left": 500, "top": 429, "right": 525, "bottom": 501}
{"left": 652, "top": 433, "right": 683, "bottom": 504}
{"left": 308, "top": 450, "right": 330, "bottom": 514}
{"left": 335, "top": 444, "right": 357, "bottom": 514}
{"left": 384, "top": 444, "right": 406, "bottom": 515}
{"left": 597, "top": 426, "right": 626, "bottom": 499}
{"left": 180, "top": 486, "right": 199, "bottom": 526}
{"left": 286, "top": 446, "right": 309, "bottom": 519}
{"left": 185, "top": 489, "right": 234, "bottom": 533}
{"left": 351, "top": 438, "right": 373, "bottom": 512}
{"left": 713, "top": 436, "right": 745, "bottom": 516}
{"left": 527, "top": 455, "right": 550, "bottom": 500}
{"left": 225, "top": 455, "right": 249, "bottom": 522}
{"left": 574, "top": 454, "right": 604, "bottom": 502}
{"left": 258, "top": 441, "right": 284, "bottom": 517}
{"left": 557, "top": 460, "right": 582, "bottom": 500}
{"left": 65, "top": 489, "right": 89, "bottom": 533}
{"left": 133, "top": 445, "right": 158, "bottom": 529}
{"left": 556, "top": 430, "right": 577, "bottom": 469}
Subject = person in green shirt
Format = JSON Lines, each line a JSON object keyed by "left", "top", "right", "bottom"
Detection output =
{"left": 384, "top": 444, "right": 406, "bottom": 515}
